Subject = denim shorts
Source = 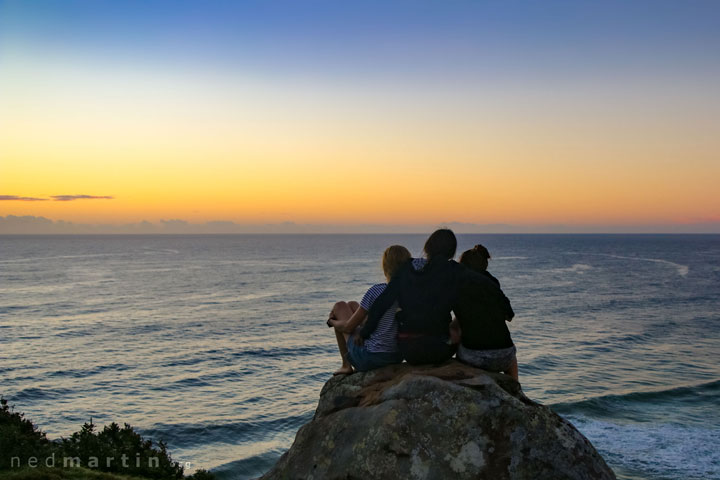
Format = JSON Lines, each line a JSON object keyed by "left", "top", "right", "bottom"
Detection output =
{"left": 347, "top": 340, "right": 403, "bottom": 372}
{"left": 457, "top": 344, "right": 517, "bottom": 373}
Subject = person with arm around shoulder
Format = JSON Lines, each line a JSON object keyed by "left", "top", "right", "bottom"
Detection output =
{"left": 363, "top": 229, "right": 462, "bottom": 365}
{"left": 326, "top": 245, "right": 411, "bottom": 374}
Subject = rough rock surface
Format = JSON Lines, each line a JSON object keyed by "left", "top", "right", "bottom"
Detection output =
{"left": 260, "top": 360, "right": 615, "bottom": 480}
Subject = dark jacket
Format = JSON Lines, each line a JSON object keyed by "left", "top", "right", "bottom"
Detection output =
{"left": 361, "top": 259, "right": 513, "bottom": 339}
{"left": 454, "top": 270, "right": 515, "bottom": 350}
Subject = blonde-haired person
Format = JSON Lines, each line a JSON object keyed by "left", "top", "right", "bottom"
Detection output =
{"left": 327, "top": 245, "right": 411, "bottom": 374}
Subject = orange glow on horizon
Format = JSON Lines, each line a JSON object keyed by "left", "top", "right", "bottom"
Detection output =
{"left": 1, "top": 54, "right": 719, "bottom": 229}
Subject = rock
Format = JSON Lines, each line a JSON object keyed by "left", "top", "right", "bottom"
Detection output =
{"left": 260, "top": 360, "right": 615, "bottom": 480}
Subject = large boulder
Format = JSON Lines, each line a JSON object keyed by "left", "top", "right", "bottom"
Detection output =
{"left": 260, "top": 361, "right": 615, "bottom": 480}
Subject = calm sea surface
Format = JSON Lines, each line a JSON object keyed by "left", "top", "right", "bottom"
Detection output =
{"left": 1, "top": 234, "right": 719, "bottom": 479}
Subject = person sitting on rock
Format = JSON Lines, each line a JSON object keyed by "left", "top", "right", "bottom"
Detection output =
{"left": 361, "top": 229, "right": 511, "bottom": 365}
{"left": 452, "top": 244, "right": 518, "bottom": 380}
{"left": 327, "top": 245, "right": 410, "bottom": 374}
{"left": 449, "top": 244, "right": 501, "bottom": 343}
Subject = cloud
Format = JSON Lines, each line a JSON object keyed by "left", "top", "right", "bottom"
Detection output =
{"left": 51, "top": 195, "right": 114, "bottom": 201}
{"left": 1, "top": 194, "right": 114, "bottom": 202}
{"left": 0, "top": 195, "right": 48, "bottom": 201}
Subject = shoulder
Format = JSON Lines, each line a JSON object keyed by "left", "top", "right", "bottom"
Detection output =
{"left": 483, "top": 271, "right": 501, "bottom": 287}
{"left": 456, "top": 263, "right": 497, "bottom": 287}
{"left": 361, "top": 283, "right": 388, "bottom": 309}
{"left": 449, "top": 259, "right": 467, "bottom": 274}
{"left": 368, "top": 283, "right": 387, "bottom": 293}
{"left": 411, "top": 257, "right": 427, "bottom": 271}
{"left": 364, "top": 283, "right": 387, "bottom": 298}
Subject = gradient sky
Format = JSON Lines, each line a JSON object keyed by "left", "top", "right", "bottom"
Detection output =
{"left": 1, "top": 0, "right": 719, "bottom": 230}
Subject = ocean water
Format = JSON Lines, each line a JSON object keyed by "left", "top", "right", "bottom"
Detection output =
{"left": 1, "top": 234, "right": 719, "bottom": 480}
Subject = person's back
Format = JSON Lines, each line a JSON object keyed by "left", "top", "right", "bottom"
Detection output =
{"left": 454, "top": 244, "right": 518, "bottom": 379}
{"left": 455, "top": 278, "right": 514, "bottom": 350}
{"left": 391, "top": 258, "right": 462, "bottom": 336}
{"left": 362, "top": 229, "right": 503, "bottom": 364}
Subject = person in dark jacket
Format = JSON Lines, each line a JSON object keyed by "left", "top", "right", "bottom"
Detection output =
{"left": 361, "top": 229, "right": 513, "bottom": 365}
{"left": 453, "top": 245, "right": 518, "bottom": 379}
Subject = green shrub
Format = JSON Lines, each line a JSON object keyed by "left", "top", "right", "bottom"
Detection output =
{"left": 59, "top": 421, "right": 183, "bottom": 479}
{"left": 0, "top": 398, "right": 54, "bottom": 470}
{"left": 0, "top": 398, "right": 214, "bottom": 480}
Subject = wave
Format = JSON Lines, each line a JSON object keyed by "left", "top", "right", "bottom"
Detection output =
{"left": 142, "top": 413, "right": 312, "bottom": 449}
{"left": 553, "top": 380, "right": 720, "bottom": 479}
{"left": 45, "top": 363, "right": 130, "bottom": 379}
{"left": 234, "top": 344, "right": 335, "bottom": 359}
{"left": 12, "top": 386, "right": 76, "bottom": 401}
{"left": 155, "top": 344, "right": 336, "bottom": 369}
{"left": 563, "top": 415, "right": 720, "bottom": 480}
{"left": 0, "top": 253, "right": 127, "bottom": 264}
{"left": 552, "top": 263, "right": 593, "bottom": 274}
{"left": 551, "top": 379, "right": 720, "bottom": 416}
{"left": 590, "top": 253, "right": 689, "bottom": 277}
{"left": 211, "top": 448, "right": 288, "bottom": 479}
{"left": 141, "top": 248, "right": 180, "bottom": 255}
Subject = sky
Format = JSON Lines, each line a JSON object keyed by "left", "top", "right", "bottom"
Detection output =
{"left": 1, "top": 0, "right": 719, "bottom": 233}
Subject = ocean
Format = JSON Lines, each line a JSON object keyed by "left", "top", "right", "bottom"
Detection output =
{"left": 1, "top": 234, "right": 718, "bottom": 480}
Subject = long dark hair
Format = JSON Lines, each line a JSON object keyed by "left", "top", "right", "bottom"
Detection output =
{"left": 423, "top": 228, "right": 457, "bottom": 261}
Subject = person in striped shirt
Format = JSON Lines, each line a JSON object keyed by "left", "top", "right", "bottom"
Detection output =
{"left": 327, "top": 245, "right": 411, "bottom": 374}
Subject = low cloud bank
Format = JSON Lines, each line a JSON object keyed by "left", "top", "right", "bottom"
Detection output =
{"left": 0, "top": 195, "right": 48, "bottom": 202}
{"left": 51, "top": 195, "right": 114, "bottom": 201}
{"left": 1, "top": 216, "right": 719, "bottom": 234}
{"left": 0, "top": 194, "right": 113, "bottom": 202}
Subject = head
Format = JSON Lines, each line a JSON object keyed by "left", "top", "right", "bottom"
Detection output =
{"left": 423, "top": 228, "right": 457, "bottom": 261}
{"left": 382, "top": 245, "right": 412, "bottom": 281}
{"left": 459, "top": 244, "right": 491, "bottom": 272}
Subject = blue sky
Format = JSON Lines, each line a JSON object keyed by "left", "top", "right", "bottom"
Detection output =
{"left": 4, "top": 0, "right": 719, "bottom": 82}
{"left": 1, "top": 0, "right": 719, "bottom": 232}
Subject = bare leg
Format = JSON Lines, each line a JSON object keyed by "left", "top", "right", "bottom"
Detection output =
{"left": 505, "top": 356, "right": 519, "bottom": 381}
{"left": 330, "top": 301, "right": 358, "bottom": 375}
{"left": 449, "top": 317, "right": 461, "bottom": 345}
{"left": 333, "top": 328, "right": 353, "bottom": 375}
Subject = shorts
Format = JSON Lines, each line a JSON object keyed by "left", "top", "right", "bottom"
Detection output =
{"left": 347, "top": 340, "right": 403, "bottom": 372}
{"left": 457, "top": 344, "right": 517, "bottom": 373}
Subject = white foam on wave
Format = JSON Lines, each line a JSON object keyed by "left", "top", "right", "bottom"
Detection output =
{"left": 142, "top": 248, "right": 180, "bottom": 255}
{"left": 567, "top": 415, "right": 719, "bottom": 480}
{"left": 493, "top": 256, "right": 529, "bottom": 260}
{"left": 553, "top": 263, "right": 593, "bottom": 274}
{"left": 0, "top": 253, "right": 126, "bottom": 264}
{"left": 593, "top": 253, "right": 689, "bottom": 277}
{"left": 0, "top": 284, "right": 72, "bottom": 294}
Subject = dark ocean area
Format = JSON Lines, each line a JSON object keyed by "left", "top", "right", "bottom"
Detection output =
{"left": 1, "top": 234, "right": 718, "bottom": 479}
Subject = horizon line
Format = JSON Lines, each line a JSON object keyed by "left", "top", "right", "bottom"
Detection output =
{"left": 1, "top": 215, "right": 720, "bottom": 235}
{"left": 2, "top": 232, "right": 720, "bottom": 236}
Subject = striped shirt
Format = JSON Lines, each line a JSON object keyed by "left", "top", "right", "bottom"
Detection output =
{"left": 359, "top": 259, "right": 426, "bottom": 352}
{"left": 360, "top": 284, "right": 399, "bottom": 353}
